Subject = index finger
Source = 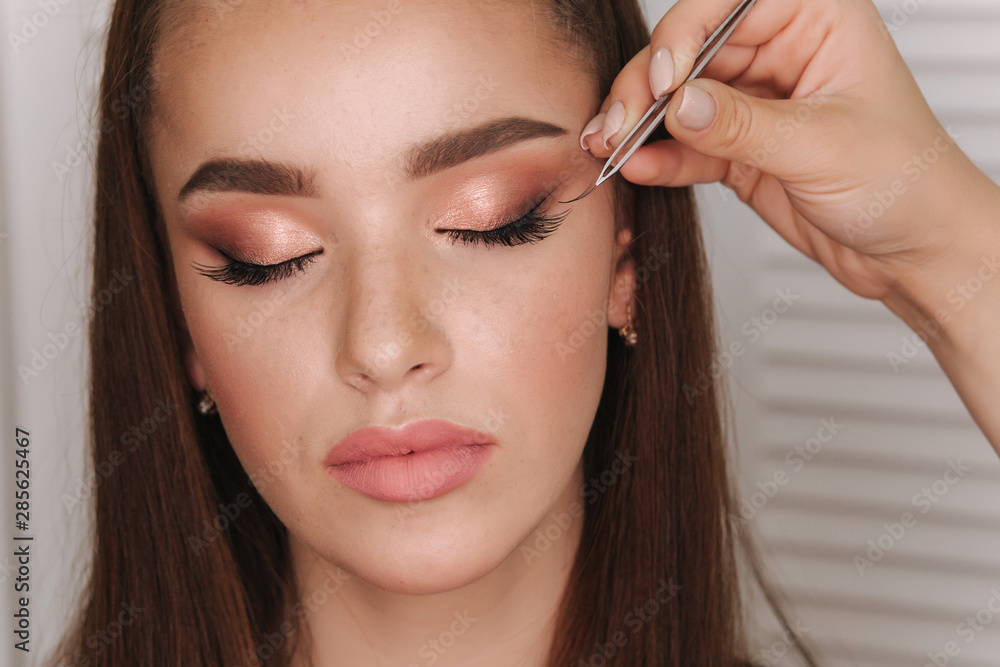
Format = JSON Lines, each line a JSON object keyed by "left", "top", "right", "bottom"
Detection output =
{"left": 649, "top": 0, "right": 801, "bottom": 98}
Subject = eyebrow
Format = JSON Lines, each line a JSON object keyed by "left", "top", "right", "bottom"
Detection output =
{"left": 404, "top": 116, "right": 567, "bottom": 179}
{"left": 176, "top": 116, "right": 568, "bottom": 203}
{"left": 178, "top": 160, "right": 318, "bottom": 202}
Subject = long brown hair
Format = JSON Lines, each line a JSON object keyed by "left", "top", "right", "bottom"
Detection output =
{"left": 50, "top": 0, "right": 819, "bottom": 665}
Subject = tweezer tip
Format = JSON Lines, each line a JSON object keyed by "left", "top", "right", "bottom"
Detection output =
{"left": 557, "top": 156, "right": 620, "bottom": 204}
{"left": 557, "top": 180, "right": 598, "bottom": 204}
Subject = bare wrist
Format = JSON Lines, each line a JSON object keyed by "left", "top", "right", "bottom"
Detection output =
{"left": 880, "top": 175, "right": 1000, "bottom": 357}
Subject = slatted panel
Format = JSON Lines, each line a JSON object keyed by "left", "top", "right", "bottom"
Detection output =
{"left": 719, "top": 2, "right": 1000, "bottom": 664}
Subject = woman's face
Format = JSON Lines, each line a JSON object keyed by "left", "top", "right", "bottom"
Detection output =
{"left": 149, "top": 0, "right": 634, "bottom": 593}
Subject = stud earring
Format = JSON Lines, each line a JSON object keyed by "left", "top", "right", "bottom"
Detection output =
{"left": 197, "top": 387, "right": 218, "bottom": 415}
{"left": 619, "top": 302, "right": 638, "bottom": 346}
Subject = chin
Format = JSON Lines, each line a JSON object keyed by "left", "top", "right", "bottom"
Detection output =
{"left": 336, "top": 525, "right": 512, "bottom": 595}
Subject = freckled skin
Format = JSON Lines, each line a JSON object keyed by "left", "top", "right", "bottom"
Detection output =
{"left": 151, "top": 0, "right": 636, "bottom": 663}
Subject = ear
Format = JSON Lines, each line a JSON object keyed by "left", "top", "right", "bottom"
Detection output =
{"left": 168, "top": 268, "right": 207, "bottom": 391}
{"left": 607, "top": 226, "right": 636, "bottom": 329}
{"left": 182, "top": 330, "right": 207, "bottom": 392}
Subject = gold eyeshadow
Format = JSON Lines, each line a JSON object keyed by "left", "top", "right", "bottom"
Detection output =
{"left": 180, "top": 202, "right": 322, "bottom": 265}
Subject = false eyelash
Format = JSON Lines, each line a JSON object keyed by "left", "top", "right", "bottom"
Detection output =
{"left": 192, "top": 249, "right": 322, "bottom": 287}
{"left": 440, "top": 193, "right": 571, "bottom": 248}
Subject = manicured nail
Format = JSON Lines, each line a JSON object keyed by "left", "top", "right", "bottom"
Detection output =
{"left": 602, "top": 100, "right": 626, "bottom": 149}
{"left": 649, "top": 47, "right": 674, "bottom": 98}
{"left": 579, "top": 112, "right": 607, "bottom": 151}
{"left": 676, "top": 85, "right": 715, "bottom": 131}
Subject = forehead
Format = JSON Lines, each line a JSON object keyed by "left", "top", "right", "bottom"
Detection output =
{"left": 147, "top": 0, "right": 596, "bottom": 200}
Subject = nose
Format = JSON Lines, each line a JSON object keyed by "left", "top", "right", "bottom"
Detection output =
{"left": 335, "top": 245, "right": 454, "bottom": 394}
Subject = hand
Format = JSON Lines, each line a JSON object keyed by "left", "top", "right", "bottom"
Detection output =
{"left": 580, "top": 0, "right": 1000, "bottom": 305}
{"left": 581, "top": 0, "right": 1000, "bottom": 450}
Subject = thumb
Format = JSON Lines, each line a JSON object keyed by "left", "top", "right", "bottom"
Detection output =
{"left": 663, "top": 78, "right": 824, "bottom": 178}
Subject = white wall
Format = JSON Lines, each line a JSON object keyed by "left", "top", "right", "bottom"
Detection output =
{"left": 0, "top": 1, "right": 111, "bottom": 665}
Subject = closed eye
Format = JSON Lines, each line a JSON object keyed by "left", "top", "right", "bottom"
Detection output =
{"left": 192, "top": 249, "right": 322, "bottom": 286}
{"left": 437, "top": 190, "right": 571, "bottom": 248}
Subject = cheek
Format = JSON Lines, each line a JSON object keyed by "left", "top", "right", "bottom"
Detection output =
{"left": 462, "top": 206, "right": 616, "bottom": 464}
{"left": 525, "top": 208, "right": 616, "bottom": 398}
{"left": 521, "top": 261, "right": 611, "bottom": 398}
{"left": 176, "top": 260, "right": 315, "bottom": 482}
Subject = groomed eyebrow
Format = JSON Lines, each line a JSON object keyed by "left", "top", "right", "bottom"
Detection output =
{"left": 176, "top": 116, "right": 568, "bottom": 203}
{"left": 178, "top": 160, "right": 318, "bottom": 202}
{"left": 404, "top": 116, "right": 567, "bottom": 179}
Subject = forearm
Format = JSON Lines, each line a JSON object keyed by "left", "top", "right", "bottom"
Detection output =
{"left": 881, "top": 167, "right": 1000, "bottom": 455}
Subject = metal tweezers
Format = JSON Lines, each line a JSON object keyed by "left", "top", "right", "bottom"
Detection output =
{"left": 561, "top": 0, "right": 758, "bottom": 203}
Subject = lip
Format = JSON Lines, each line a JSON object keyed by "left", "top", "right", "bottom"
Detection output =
{"left": 323, "top": 418, "right": 496, "bottom": 503}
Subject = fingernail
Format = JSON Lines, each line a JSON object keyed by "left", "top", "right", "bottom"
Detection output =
{"left": 675, "top": 85, "right": 715, "bottom": 131}
{"left": 602, "top": 100, "right": 626, "bottom": 149}
{"left": 649, "top": 47, "right": 674, "bottom": 98}
{"left": 579, "top": 112, "right": 607, "bottom": 151}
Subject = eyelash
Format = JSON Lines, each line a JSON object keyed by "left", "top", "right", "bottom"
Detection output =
{"left": 192, "top": 250, "right": 322, "bottom": 287}
{"left": 193, "top": 193, "right": 569, "bottom": 286}
{"left": 438, "top": 192, "right": 570, "bottom": 248}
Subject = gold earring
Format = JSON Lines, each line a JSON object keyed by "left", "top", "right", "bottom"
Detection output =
{"left": 197, "top": 387, "right": 218, "bottom": 415}
{"left": 619, "top": 302, "right": 638, "bottom": 346}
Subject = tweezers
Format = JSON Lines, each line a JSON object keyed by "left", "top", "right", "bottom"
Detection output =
{"left": 561, "top": 0, "right": 758, "bottom": 203}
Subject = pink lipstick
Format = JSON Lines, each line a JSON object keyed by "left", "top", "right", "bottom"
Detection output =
{"left": 324, "top": 419, "right": 495, "bottom": 503}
